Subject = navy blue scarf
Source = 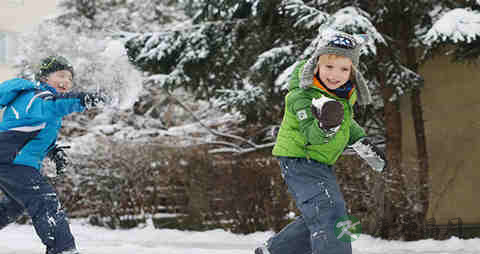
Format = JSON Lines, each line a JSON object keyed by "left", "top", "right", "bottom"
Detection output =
{"left": 315, "top": 73, "right": 354, "bottom": 99}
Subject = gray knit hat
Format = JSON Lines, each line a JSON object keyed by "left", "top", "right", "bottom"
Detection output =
{"left": 300, "top": 30, "right": 372, "bottom": 105}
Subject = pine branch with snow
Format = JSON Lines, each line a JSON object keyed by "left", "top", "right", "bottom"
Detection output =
{"left": 380, "top": 61, "right": 424, "bottom": 102}
{"left": 423, "top": 8, "right": 480, "bottom": 45}
{"left": 250, "top": 45, "right": 298, "bottom": 93}
{"left": 422, "top": 4, "right": 480, "bottom": 61}
{"left": 57, "top": 0, "right": 187, "bottom": 33}
{"left": 191, "top": 0, "right": 262, "bottom": 22}
{"left": 282, "top": 0, "right": 329, "bottom": 29}
{"left": 126, "top": 21, "right": 246, "bottom": 101}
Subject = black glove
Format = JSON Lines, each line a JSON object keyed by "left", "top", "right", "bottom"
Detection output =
{"left": 47, "top": 145, "right": 71, "bottom": 176}
{"left": 351, "top": 137, "right": 387, "bottom": 172}
{"left": 80, "top": 91, "right": 110, "bottom": 109}
{"left": 311, "top": 97, "right": 344, "bottom": 130}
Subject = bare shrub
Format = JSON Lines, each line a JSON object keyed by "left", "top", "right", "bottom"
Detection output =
{"left": 336, "top": 155, "right": 432, "bottom": 240}
{"left": 51, "top": 138, "right": 292, "bottom": 233}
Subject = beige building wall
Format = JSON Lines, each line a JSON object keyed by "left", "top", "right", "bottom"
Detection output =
{"left": 0, "top": 0, "right": 58, "bottom": 81}
{"left": 0, "top": 64, "right": 16, "bottom": 79}
{"left": 401, "top": 55, "right": 480, "bottom": 225}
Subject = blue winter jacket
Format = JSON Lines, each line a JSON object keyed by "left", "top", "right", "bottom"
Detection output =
{"left": 0, "top": 78, "right": 86, "bottom": 170}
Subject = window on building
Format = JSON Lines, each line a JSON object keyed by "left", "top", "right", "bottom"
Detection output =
{"left": 6, "top": 0, "right": 24, "bottom": 8}
{"left": 0, "top": 32, "right": 7, "bottom": 65}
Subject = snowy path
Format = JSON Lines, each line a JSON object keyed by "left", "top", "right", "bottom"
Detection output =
{"left": 0, "top": 220, "right": 479, "bottom": 254}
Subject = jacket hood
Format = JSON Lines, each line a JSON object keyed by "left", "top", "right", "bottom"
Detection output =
{"left": 0, "top": 78, "right": 40, "bottom": 107}
{"left": 288, "top": 61, "right": 308, "bottom": 92}
{"left": 298, "top": 30, "right": 372, "bottom": 105}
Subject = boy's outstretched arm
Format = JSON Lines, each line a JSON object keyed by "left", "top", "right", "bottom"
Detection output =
{"left": 31, "top": 91, "right": 108, "bottom": 117}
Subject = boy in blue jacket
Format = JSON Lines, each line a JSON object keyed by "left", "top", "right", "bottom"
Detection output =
{"left": 0, "top": 55, "right": 105, "bottom": 254}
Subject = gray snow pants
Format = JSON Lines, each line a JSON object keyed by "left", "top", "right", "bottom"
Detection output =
{"left": 266, "top": 157, "right": 352, "bottom": 254}
{"left": 0, "top": 164, "right": 77, "bottom": 254}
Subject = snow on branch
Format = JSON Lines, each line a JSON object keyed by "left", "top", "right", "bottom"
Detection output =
{"left": 423, "top": 8, "right": 480, "bottom": 45}
{"left": 294, "top": 6, "right": 385, "bottom": 60}
{"left": 329, "top": 7, "right": 375, "bottom": 34}
{"left": 382, "top": 62, "right": 424, "bottom": 101}
{"left": 250, "top": 44, "right": 298, "bottom": 92}
{"left": 251, "top": 45, "right": 295, "bottom": 72}
{"left": 327, "top": 7, "right": 386, "bottom": 55}
{"left": 216, "top": 87, "right": 264, "bottom": 109}
{"left": 282, "top": 0, "right": 329, "bottom": 29}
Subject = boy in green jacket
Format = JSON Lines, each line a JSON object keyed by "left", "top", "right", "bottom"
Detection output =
{"left": 256, "top": 31, "right": 386, "bottom": 254}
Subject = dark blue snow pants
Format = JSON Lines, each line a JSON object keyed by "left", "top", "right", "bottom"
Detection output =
{"left": 265, "top": 157, "right": 352, "bottom": 254}
{"left": 0, "top": 164, "right": 77, "bottom": 254}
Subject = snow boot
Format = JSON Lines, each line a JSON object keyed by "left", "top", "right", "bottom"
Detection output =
{"left": 58, "top": 249, "right": 80, "bottom": 254}
{"left": 255, "top": 246, "right": 271, "bottom": 254}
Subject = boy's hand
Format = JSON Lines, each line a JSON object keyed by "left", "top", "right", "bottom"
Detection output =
{"left": 47, "top": 145, "right": 71, "bottom": 176}
{"left": 351, "top": 137, "right": 387, "bottom": 172}
{"left": 81, "top": 91, "right": 110, "bottom": 109}
{"left": 311, "top": 97, "right": 344, "bottom": 130}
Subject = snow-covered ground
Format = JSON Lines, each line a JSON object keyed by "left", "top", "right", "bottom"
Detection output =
{"left": 1, "top": 220, "right": 479, "bottom": 254}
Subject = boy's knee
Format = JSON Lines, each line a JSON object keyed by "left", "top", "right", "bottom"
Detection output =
{"left": 25, "top": 192, "right": 60, "bottom": 219}
{"left": 300, "top": 188, "right": 347, "bottom": 227}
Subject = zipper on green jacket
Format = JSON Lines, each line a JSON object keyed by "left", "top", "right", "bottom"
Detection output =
{"left": 303, "top": 142, "right": 311, "bottom": 160}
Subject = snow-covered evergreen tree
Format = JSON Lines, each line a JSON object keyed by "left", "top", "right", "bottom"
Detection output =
{"left": 56, "top": 0, "right": 186, "bottom": 33}
{"left": 127, "top": 0, "right": 293, "bottom": 123}
{"left": 124, "top": 1, "right": 383, "bottom": 125}
{"left": 423, "top": 0, "right": 480, "bottom": 61}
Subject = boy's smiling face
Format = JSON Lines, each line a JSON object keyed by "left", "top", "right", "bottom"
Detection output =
{"left": 44, "top": 70, "right": 73, "bottom": 93}
{"left": 316, "top": 54, "right": 352, "bottom": 90}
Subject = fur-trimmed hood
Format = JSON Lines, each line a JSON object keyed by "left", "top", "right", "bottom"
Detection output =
{"left": 299, "top": 30, "right": 372, "bottom": 105}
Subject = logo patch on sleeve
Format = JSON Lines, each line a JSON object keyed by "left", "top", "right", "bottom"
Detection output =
{"left": 297, "top": 109, "right": 308, "bottom": 120}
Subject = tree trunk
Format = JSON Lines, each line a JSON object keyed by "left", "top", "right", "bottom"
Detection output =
{"left": 406, "top": 46, "right": 430, "bottom": 231}
{"left": 411, "top": 89, "right": 430, "bottom": 216}
{"left": 378, "top": 69, "right": 403, "bottom": 239}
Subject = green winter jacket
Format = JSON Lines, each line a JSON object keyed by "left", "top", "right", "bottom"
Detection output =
{"left": 272, "top": 60, "right": 366, "bottom": 165}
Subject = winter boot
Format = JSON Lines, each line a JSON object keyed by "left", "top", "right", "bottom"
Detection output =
{"left": 255, "top": 246, "right": 272, "bottom": 254}
{"left": 58, "top": 249, "right": 80, "bottom": 254}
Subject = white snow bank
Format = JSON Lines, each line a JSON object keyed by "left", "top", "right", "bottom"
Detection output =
{"left": 0, "top": 220, "right": 479, "bottom": 254}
